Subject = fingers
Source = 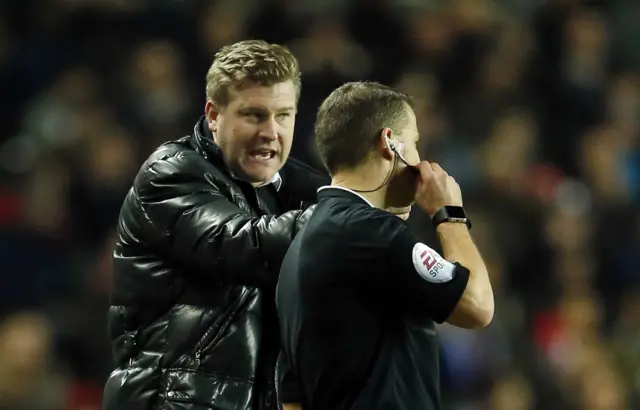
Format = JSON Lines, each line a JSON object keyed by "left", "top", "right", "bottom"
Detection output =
{"left": 430, "top": 162, "right": 449, "bottom": 178}
{"left": 430, "top": 162, "right": 444, "bottom": 174}
{"left": 416, "top": 161, "right": 449, "bottom": 182}
{"left": 415, "top": 161, "right": 434, "bottom": 181}
{"left": 416, "top": 161, "right": 433, "bottom": 173}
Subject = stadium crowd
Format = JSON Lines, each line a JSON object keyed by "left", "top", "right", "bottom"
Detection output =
{"left": 0, "top": 0, "right": 638, "bottom": 409}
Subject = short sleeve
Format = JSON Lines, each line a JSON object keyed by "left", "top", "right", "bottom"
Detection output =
{"left": 385, "top": 219, "right": 470, "bottom": 324}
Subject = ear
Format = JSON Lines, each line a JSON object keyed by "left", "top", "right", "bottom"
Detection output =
{"left": 204, "top": 100, "right": 220, "bottom": 133}
{"left": 379, "top": 128, "right": 394, "bottom": 160}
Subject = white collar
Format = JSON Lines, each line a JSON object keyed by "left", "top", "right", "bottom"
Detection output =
{"left": 317, "top": 185, "right": 374, "bottom": 207}
{"left": 270, "top": 173, "right": 283, "bottom": 191}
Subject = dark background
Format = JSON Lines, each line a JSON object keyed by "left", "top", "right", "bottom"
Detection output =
{"left": 0, "top": 0, "right": 638, "bottom": 409}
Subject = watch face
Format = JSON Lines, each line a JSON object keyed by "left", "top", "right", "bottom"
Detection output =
{"left": 445, "top": 206, "right": 467, "bottom": 219}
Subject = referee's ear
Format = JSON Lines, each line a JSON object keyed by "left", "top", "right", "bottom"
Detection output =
{"left": 379, "top": 128, "right": 395, "bottom": 160}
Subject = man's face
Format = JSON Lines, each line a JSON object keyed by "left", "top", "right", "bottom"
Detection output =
{"left": 205, "top": 80, "right": 297, "bottom": 185}
{"left": 386, "top": 106, "right": 421, "bottom": 210}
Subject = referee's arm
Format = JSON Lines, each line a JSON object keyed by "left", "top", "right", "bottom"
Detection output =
{"left": 407, "top": 161, "right": 494, "bottom": 329}
{"left": 435, "top": 222, "right": 493, "bottom": 329}
{"left": 388, "top": 218, "right": 492, "bottom": 329}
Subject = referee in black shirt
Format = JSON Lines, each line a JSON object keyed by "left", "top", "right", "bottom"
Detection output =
{"left": 276, "top": 82, "right": 494, "bottom": 410}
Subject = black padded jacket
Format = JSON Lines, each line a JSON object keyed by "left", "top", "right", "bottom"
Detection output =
{"left": 102, "top": 117, "right": 329, "bottom": 410}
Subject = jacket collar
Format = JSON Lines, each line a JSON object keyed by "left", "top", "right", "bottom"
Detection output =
{"left": 191, "top": 116, "right": 282, "bottom": 191}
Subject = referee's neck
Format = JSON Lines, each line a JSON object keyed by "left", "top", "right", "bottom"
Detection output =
{"left": 330, "top": 175, "right": 387, "bottom": 209}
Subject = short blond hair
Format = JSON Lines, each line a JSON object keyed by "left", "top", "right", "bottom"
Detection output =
{"left": 206, "top": 40, "right": 301, "bottom": 107}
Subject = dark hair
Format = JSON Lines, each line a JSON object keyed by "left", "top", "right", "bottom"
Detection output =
{"left": 315, "top": 81, "right": 412, "bottom": 174}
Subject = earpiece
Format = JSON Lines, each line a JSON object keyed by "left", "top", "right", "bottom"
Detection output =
{"left": 386, "top": 136, "right": 405, "bottom": 155}
{"left": 354, "top": 134, "right": 418, "bottom": 193}
{"left": 384, "top": 135, "right": 416, "bottom": 172}
{"left": 385, "top": 135, "right": 396, "bottom": 151}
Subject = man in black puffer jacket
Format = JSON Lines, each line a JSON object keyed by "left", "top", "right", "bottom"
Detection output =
{"left": 102, "top": 40, "right": 328, "bottom": 410}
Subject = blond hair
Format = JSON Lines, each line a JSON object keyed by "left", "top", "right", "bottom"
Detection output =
{"left": 206, "top": 40, "right": 301, "bottom": 107}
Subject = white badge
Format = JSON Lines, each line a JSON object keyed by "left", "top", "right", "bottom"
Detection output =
{"left": 411, "top": 242, "right": 455, "bottom": 283}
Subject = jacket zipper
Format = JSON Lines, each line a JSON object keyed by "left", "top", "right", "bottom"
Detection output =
{"left": 274, "top": 353, "right": 283, "bottom": 410}
{"left": 192, "top": 288, "right": 250, "bottom": 367}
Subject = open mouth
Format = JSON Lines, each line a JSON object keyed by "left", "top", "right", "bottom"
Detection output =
{"left": 248, "top": 149, "right": 277, "bottom": 161}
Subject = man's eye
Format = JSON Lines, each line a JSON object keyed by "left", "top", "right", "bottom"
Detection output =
{"left": 245, "top": 113, "right": 262, "bottom": 121}
{"left": 276, "top": 113, "right": 291, "bottom": 121}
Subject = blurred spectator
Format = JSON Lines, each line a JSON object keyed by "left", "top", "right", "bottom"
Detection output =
{"left": 0, "top": 0, "right": 638, "bottom": 408}
{"left": 487, "top": 372, "right": 535, "bottom": 410}
{"left": 0, "top": 312, "right": 67, "bottom": 410}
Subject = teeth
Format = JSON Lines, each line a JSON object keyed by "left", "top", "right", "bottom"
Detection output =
{"left": 251, "top": 151, "right": 272, "bottom": 160}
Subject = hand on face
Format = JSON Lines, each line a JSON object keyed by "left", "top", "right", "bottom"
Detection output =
{"left": 384, "top": 122, "right": 421, "bottom": 209}
{"left": 414, "top": 161, "right": 463, "bottom": 216}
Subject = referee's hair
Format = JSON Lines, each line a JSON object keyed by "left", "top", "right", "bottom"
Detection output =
{"left": 315, "top": 81, "right": 413, "bottom": 175}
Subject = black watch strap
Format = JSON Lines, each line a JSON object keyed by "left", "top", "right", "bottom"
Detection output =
{"left": 431, "top": 206, "right": 472, "bottom": 229}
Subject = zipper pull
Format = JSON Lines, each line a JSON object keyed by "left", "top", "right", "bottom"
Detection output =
{"left": 194, "top": 352, "right": 201, "bottom": 368}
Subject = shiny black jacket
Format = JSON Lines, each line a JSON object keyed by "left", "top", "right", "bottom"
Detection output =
{"left": 102, "top": 117, "right": 329, "bottom": 410}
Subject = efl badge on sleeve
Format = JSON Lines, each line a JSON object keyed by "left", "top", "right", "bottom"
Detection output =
{"left": 411, "top": 242, "right": 456, "bottom": 283}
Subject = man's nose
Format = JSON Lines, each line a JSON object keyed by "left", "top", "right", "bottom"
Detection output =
{"left": 259, "top": 118, "right": 278, "bottom": 141}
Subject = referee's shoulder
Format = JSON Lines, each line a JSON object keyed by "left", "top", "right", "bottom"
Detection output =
{"left": 336, "top": 204, "right": 406, "bottom": 238}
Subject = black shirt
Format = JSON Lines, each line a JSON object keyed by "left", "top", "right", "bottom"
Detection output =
{"left": 276, "top": 187, "right": 470, "bottom": 410}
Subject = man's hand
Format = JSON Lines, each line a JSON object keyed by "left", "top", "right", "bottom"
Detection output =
{"left": 414, "top": 162, "right": 463, "bottom": 216}
{"left": 283, "top": 403, "right": 303, "bottom": 410}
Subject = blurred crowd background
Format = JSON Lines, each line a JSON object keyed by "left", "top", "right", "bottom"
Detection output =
{"left": 0, "top": 0, "right": 639, "bottom": 409}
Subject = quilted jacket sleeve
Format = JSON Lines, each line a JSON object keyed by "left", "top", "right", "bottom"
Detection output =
{"left": 279, "top": 157, "right": 330, "bottom": 210}
{"left": 134, "top": 151, "right": 313, "bottom": 288}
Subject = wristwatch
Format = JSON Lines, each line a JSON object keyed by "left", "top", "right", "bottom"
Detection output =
{"left": 431, "top": 206, "right": 472, "bottom": 229}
